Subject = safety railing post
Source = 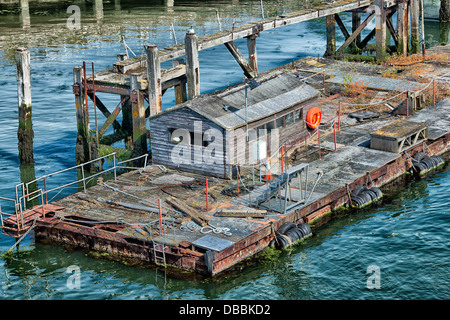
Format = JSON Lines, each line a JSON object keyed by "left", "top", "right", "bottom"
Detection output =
{"left": 81, "top": 164, "right": 86, "bottom": 193}
{"left": 113, "top": 153, "right": 117, "bottom": 180}
{"left": 205, "top": 178, "right": 209, "bottom": 212}
{"left": 433, "top": 79, "right": 436, "bottom": 107}
{"left": 338, "top": 101, "right": 341, "bottom": 131}
{"left": 158, "top": 199, "right": 164, "bottom": 236}
{"left": 318, "top": 128, "right": 322, "bottom": 160}
{"left": 334, "top": 121, "right": 337, "bottom": 151}
{"left": 43, "top": 176, "right": 48, "bottom": 204}
{"left": 406, "top": 89, "right": 409, "bottom": 118}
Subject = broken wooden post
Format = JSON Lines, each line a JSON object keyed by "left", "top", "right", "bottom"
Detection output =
{"left": 247, "top": 34, "right": 258, "bottom": 77}
{"left": 397, "top": 0, "right": 408, "bottom": 56}
{"left": 324, "top": 15, "right": 336, "bottom": 57}
{"left": 145, "top": 45, "right": 162, "bottom": 115}
{"left": 73, "top": 66, "right": 91, "bottom": 165}
{"left": 375, "top": 5, "right": 387, "bottom": 62}
{"left": 410, "top": 0, "right": 420, "bottom": 54}
{"left": 130, "top": 74, "right": 147, "bottom": 155}
{"left": 173, "top": 58, "right": 187, "bottom": 104}
{"left": 16, "top": 47, "right": 34, "bottom": 164}
{"left": 185, "top": 28, "right": 200, "bottom": 100}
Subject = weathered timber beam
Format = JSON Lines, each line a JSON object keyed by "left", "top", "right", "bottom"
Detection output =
{"left": 334, "top": 13, "right": 350, "bottom": 40}
{"left": 85, "top": 65, "right": 186, "bottom": 95}
{"left": 87, "top": 91, "right": 122, "bottom": 132}
{"left": 166, "top": 197, "right": 209, "bottom": 227}
{"left": 98, "top": 96, "right": 128, "bottom": 138}
{"left": 359, "top": 28, "right": 376, "bottom": 50}
{"left": 336, "top": 12, "right": 375, "bottom": 55}
{"left": 100, "top": 131, "right": 126, "bottom": 145}
{"left": 224, "top": 41, "right": 255, "bottom": 79}
{"left": 359, "top": 10, "right": 396, "bottom": 52}
{"left": 386, "top": 14, "right": 399, "bottom": 47}
{"left": 86, "top": 83, "right": 129, "bottom": 95}
{"left": 113, "top": 0, "right": 372, "bottom": 73}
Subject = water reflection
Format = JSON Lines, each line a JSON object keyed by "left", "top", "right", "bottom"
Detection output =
{"left": 19, "top": 0, "right": 30, "bottom": 29}
{"left": 19, "top": 163, "right": 38, "bottom": 208}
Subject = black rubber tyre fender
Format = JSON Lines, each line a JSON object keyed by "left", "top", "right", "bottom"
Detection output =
{"left": 365, "top": 189, "right": 378, "bottom": 202}
{"left": 351, "top": 185, "right": 368, "bottom": 197}
{"left": 431, "top": 155, "right": 443, "bottom": 165}
{"left": 414, "top": 152, "right": 430, "bottom": 163}
{"left": 359, "top": 191, "right": 372, "bottom": 205}
{"left": 430, "top": 155, "right": 443, "bottom": 167}
{"left": 285, "top": 228, "right": 300, "bottom": 243}
{"left": 351, "top": 195, "right": 364, "bottom": 207}
{"left": 421, "top": 158, "right": 434, "bottom": 170}
{"left": 414, "top": 162, "right": 427, "bottom": 173}
{"left": 277, "top": 222, "right": 297, "bottom": 235}
{"left": 370, "top": 187, "right": 383, "bottom": 199}
{"left": 277, "top": 234, "right": 292, "bottom": 248}
{"left": 294, "top": 227, "right": 305, "bottom": 240}
{"left": 297, "top": 223, "right": 312, "bottom": 237}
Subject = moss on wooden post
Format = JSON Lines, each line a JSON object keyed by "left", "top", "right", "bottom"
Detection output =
{"left": 16, "top": 47, "right": 34, "bottom": 164}
{"left": 73, "top": 66, "right": 92, "bottom": 165}
{"left": 440, "top": 0, "right": 450, "bottom": 22}
{"left": 324, "top": 15, "right": 336, "bottom": 57}
{"left": 410, "top": 0, "right": 420, "bottom": 54}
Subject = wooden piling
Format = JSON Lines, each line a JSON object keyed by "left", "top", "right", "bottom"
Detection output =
{"left": 173, "top": 58, "right": 187, "bottom": 104}
{"left": 410, "top": 0, "right": 420, "bottom": 54}
{"left": 397, "top": 0, "right": 408, "bottom": 56}
{"left": 145, "top": 45, "right": 162, "bottom": 115}
{"left": 73, "top": 66, "right": 91, "bottom": 165}
{"left": 441, "top": 0, "right": 450, "bottom": 22}
{"left": 185, "top": 29, "right": 200, "bottom": 100}
{"left": 16, "top": 47, "right": 34, "bottom": 164}
{"left": 351, "top": 12, "right": 361, "bottom": 50}
{"left": 130, "top": 74, "right": 147, "bottom": 155}
{"left": 325, "top": 15, "right": 336, "bottom": 57}
{"left": 247, "top": 34, "right": 258, "bottom": 77}
{"left": 375, "top": 5, "right": 387, "bottom": 62}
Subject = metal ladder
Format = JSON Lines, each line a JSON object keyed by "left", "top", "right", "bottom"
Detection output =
{"left": 152, "top": 241, "right": 166, "bottom": 265}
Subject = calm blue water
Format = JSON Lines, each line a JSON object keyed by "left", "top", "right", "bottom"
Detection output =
{"left": 0, "top": 0, "right": 449, "bottom": 300}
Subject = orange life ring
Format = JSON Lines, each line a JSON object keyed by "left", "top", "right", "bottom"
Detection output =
{"left": 306, "top": 107, "right": 322, "bottom": 129}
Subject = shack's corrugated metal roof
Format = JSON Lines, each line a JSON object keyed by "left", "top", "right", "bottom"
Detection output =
{"left": 150, "top": 70, "right": 320, "bottom": 130}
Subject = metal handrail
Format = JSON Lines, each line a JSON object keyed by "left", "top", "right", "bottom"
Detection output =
{"left": 1, "top": 152, "right": 149, "bottom": 233}
{"left": 24, "top": 152, "right": 149, "bottom": 204}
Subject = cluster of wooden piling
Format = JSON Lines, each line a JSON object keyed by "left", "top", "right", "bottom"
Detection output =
{"left": 324, "top": 0, "right": 427, "bottom": 61}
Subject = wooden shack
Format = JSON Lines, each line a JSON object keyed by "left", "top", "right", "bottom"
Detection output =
{"left": 149, "top": 70, "right": 320, "bottom": 179}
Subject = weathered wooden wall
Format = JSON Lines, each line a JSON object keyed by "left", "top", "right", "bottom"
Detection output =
{"left": 150, "top": 108, "right": 230, "bottom": 178}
